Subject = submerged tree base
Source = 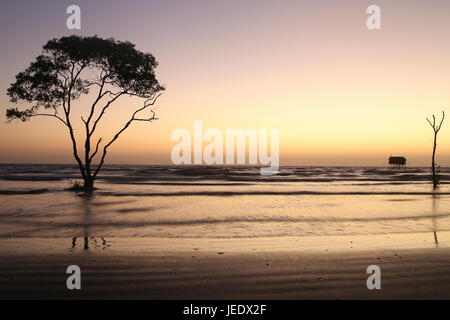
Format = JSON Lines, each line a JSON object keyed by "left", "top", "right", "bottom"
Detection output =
{"left": 66, "top": 179, "right": 96, "bottom": 193}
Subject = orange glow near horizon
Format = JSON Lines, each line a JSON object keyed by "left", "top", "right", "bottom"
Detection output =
{"left": 0, "top": 1, "right": 449, "bottom": 166}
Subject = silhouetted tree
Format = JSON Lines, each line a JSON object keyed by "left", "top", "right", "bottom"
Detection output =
{"left": 6, "top": 36, "right": 164, "bottom": 192}
{"left": 426, "top": 111, "right": 445, "bottom": 190}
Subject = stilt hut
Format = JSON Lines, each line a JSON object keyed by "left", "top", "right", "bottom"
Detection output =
{"left": 389, "top": 156, "right": 406, "bottom": 170}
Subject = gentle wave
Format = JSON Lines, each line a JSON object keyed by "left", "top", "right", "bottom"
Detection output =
{"left": 0, "top": 189, "right": 50, "bottom": 195}
{"left": 1, "top": 189, "right": 450, "bottom": 196}
{"left": 0, "top": 164, "right": 449, "bottom": 183}
{"left": 1, "top": 212, "right": 448, "bottom": 238}
{"left": 97, "top": 191, "right": 450, "bottom": 197}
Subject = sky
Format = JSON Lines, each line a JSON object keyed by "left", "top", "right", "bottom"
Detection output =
{"left": 0, "top": 0, "right": 449, "bottom": 166}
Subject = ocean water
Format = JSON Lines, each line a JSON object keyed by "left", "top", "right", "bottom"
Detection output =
{"left": 0, "top": 164, "right": 449, "bottom": 244}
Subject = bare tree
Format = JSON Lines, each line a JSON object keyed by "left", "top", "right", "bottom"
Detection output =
{"left": 5, "top": 36, "right": 164, "bottom": 192}
{"left": 426, "top": 111, "right": 445, "bottom": 190}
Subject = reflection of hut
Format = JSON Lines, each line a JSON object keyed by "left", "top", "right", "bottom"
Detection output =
{"left": 389, "top": 156, "right": 406, "bottom": 169}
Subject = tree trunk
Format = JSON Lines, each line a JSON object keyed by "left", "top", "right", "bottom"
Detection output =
{"left": 83, "top": 175, "right": 94, "bottom": 193}
{"left": 431, "top": 132, "right": 437, "bottom": 190}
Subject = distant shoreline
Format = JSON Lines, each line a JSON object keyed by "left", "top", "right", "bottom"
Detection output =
{"left": 0, "top": 163, "right": 446, "bottom": 168}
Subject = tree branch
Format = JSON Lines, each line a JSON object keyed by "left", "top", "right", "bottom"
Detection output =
{"left": 437, "top": 111, "right": 445, "bottom": 132}
{"left": 427, "top": 111, "right": 445, "bottom": 133}
{"left": 89, "top": 90, "right": 127, "bottom": 138}
{"left": 29, "top": 113, "right": 68, "bottom": 126}
{"left": 426, "top": 117, "right": 433, "bottom": 129}
{"left": 92, "top": 94, "right": 161, "bottom": 178}
{"left": 89, "top": 138, "right": 103, "bottom": 163}
{"left": 63, "top": 69, "right": 86, "bottom": 181}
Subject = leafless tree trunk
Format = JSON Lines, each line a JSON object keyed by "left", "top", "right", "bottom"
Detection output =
{"left": 426, "top": 111, "right": 445, "bottom": 190}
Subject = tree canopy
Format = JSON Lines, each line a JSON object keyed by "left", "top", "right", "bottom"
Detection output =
{"left": 7, "top": 35, "right": 164, "bottom": 121}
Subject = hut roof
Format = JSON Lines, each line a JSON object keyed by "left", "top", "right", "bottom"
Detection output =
{"left": 389, "top": 156, "right": 406, "bottom": 165}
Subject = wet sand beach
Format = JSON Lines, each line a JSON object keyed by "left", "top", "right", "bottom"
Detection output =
{"left": 0, "top": 235, "right": 449, "bottom": 299}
